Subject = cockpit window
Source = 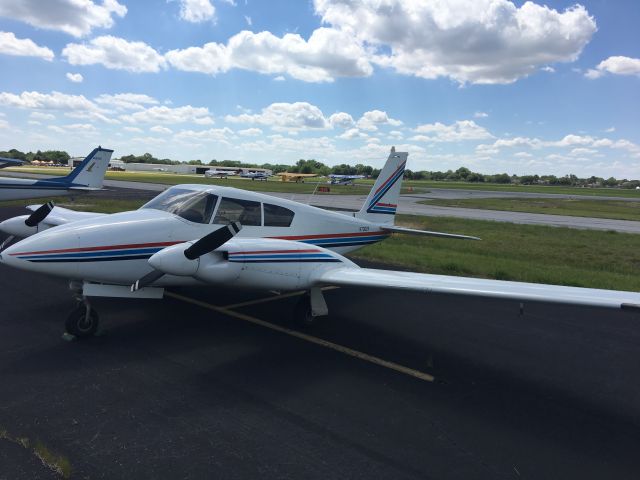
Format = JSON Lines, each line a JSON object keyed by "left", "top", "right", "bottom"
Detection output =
{"left": 264, "top": 203, "right": 294, "bottom": 227}
{"left": 141, "top": 188, "right": 218, "bottom": 224}
{"left": 213, "top": 197, "right": 261, "bottom": 226}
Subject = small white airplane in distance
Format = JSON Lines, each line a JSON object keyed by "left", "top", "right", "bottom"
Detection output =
{"left": 0, "top": 146, "right": 112, "bottom": 201}
{"left": 328, "top": 174, "right": 366, "bottom": 185}
{"left": 240, "top": 172, "right": 269, "bottom": 181}
{"left": 204, "top": 169, "right": 237, "bottom": 178}
{"left": 0, "top": 147, "right": 639, "bottom": 338}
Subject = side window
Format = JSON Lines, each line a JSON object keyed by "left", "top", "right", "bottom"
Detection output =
{"left": 264, "top": 203, "right": 295, "bottom": 227}
{"left": 213, "top": 197, "right": 262, "bottom": 226}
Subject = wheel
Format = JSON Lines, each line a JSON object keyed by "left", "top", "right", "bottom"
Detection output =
{"left": 66, "top": 305, "right": 99, "bottom": 338}
{"left": 293, "top": 294, "right": 314, "bottom": 327}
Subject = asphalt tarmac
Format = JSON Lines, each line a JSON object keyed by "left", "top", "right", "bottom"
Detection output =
{"left": 1, "top": 205, "right": 640, "bottom": 479}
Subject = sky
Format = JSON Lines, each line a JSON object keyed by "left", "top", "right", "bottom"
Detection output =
{"left": 0, "top": 0, "right": 639, "bottom": 178}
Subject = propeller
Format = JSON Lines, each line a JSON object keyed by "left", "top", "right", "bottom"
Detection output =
{"left": 131, "top": 221, "right": 242, "bottom": 292}
{"left": 0, "top": 201, "right": 54, "bottom": 252}
{"left": 25, "top": 201, "right": 55, "bottom": 227}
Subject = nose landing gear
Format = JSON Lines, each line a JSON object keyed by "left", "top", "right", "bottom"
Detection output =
{"left": 66, "top": 280, "right": 100, "bottom": 339}
{"left": 66, "top": 303, "right": 99, "bottom": 338}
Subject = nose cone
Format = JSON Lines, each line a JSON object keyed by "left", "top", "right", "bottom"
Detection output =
{"left": 0, "top": 228, "right": 80, "bottom": 278}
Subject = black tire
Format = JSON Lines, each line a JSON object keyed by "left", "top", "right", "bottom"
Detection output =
{"left": 66, "top": 305, "right": 99, "bottom": 338}
{"left": 293, "top": 294, "right": 314, "bottom": 327}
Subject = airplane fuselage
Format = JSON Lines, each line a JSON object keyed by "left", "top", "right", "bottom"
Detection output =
{"left": 1, "top": 184, "right": 389, "bottom": 286}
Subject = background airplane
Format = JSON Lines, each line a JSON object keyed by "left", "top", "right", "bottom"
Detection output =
{"left": 0, "top": 147, "right": 638, "bottom": 339}
{"left": 0, "top": 157, "right": 24, "bottom": 169}
{"left": 0, "top": 146, "right": 112, "bottom": 201}
{"left": 240, "top": 172, "right": 270, "bottom": 181}
{"left": 204, "top": 169, "right": 237, "bottom": 178}
{"left": 328, "top": 174, "right": 366, "bottom": 185}
{"left": 277, "top": 172, "right": 318, "bottom": 183}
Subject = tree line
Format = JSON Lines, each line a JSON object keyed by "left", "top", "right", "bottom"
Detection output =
{"left": 2, "top": 148, "right": 638, "bottom": 188}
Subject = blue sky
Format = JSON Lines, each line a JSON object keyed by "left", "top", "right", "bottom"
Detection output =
{"left": 0, "top": 0, "right": 639, "bottom": 177}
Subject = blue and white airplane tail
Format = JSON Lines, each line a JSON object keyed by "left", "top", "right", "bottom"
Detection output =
{"left": 355, "top": 147, "right": 407, "bottom": 225}
{"left": 55, "top": 146, "right": 113, "bottom": 189}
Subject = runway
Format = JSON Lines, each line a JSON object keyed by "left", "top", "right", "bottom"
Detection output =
{"left": 1, "top": 205, "right": 640, "bottom": 479}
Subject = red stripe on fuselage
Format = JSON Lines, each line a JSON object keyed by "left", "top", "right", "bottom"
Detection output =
{"left": 9, "top": 240, "right": 185, "bottom": 256}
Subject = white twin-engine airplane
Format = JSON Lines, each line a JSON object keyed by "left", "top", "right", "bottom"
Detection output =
{"left": 0, "top": 146, "right": 112, "bottom": 201}
{"left": 0, "top": 147, "right": 639, "bottom": 338}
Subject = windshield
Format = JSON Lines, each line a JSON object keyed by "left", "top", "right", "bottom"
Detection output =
{"left": 141, "top": 188, "right": 218, "bottom": 224}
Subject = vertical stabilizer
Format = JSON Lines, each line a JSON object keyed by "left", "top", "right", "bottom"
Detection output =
{"left": 58, "top": 146, "right": 113, "bottom": 188}
{"left": 355, "top": 147, "right": 407, "bottom": 224}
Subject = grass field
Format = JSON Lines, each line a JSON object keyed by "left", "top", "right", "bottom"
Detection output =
{"left": 423, "top": 198, "right": 640, "bottom": 221}
{"left": 350, "top": 214, "right": 640, "bottom": 291}
{"left": 386, "top": 180, "right": 640, "bottom": 198}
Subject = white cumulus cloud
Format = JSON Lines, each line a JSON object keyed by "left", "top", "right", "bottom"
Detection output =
{"left": 0, "top": 0, "right": 127, "bottom": 37}
{"left": 66, "top": 72, "right": 83, "bottom": 82}
{"left": 585, "top": 56, "right": 640, "bottom": 79}
{"left": 413, "top": 120, "right": 492, "bottom": 142}
{"left": 328, "top": 112, "right": 355, "bottom": 129}
{"left": 225, "top": 102, "right": 329, "bottom": 131}
{"left": 357, "top": 110, "right": 402, "bottom": 131}
{"left": 95, "top": 93, "right": 159, "bottom": 110}
{"left": 120, "top": 105, "right": 214, "bottom": 125}
{"left": 314, "top": 0, "right": 597, "bottom": 84}
{"left": 0, "top": 31, "right": 54, "bottom": 60}
{"left": 165, "top": 28, "right": 372, "bottom": 82}
{"left": 63, "top": 36, "right": 166, "bottom": 73}
{"left": 179, "top": 0, "right": 215, "bottom": 23}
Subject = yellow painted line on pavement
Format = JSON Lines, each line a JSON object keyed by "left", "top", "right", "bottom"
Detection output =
{"left": 166, "top": 291, "right": 434, "bottom": 383}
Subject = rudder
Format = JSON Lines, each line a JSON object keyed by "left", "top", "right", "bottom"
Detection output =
{"left": 59, "top": 146, "right": 113, "bottom": 188}
{"left": 355, "top": 147, "right": 407, "bottom": 224}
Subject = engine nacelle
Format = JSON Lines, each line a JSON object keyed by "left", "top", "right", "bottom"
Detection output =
{"left": 194, "top": 238, "right": 356, "bottom": 291}
{"left": 148, "top": 243, "right": 200, "bottom": 276}
{"left": 0, "top": 215, "right": 43, "bottom": 238}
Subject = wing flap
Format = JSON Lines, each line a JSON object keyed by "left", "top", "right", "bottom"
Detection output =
{"left": 317, "top": 267, "right": 640, "bottom": 310}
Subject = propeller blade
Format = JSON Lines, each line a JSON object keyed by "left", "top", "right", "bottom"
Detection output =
{"left": 24, "top": 201, "right": 54, "bottom": 227}
{"left": 184, "top": 221, "right": 241, "bottom": 260}
{"left": 0, "top": 235, "right": 15, "bottom": 252}
{"left": 131, "top": 269, "right": 165, "bottom": 292}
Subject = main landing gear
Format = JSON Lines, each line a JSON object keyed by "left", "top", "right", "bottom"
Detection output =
{"left": 293, "top": 287, "right": 328, "bottom": 327}
{"left": 66, "top": 280, "right": 100, "bottom": 339}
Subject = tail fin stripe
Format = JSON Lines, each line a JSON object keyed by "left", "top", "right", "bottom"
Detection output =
{"left": 367, "top": 162, "right": 406, "bottom": 211}
{"left": 373, "top": 160, "right": 406, "bottom": 196}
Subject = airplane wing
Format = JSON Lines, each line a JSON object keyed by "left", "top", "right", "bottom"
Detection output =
{"left": 27, "top": 204, "right": 107, "bottom": 226}
{"left": 316, "top": 267, "right": 640, "bottom": 310}
{"left": 0, "top": 157, "right": 24, "bottom": 169}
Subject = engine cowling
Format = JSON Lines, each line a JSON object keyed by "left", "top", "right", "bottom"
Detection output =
{"left": 195, "top": 238, "right": 355, "bottom": 291}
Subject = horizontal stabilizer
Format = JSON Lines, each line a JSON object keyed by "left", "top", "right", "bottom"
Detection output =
{"left": 316, "top": 267, "right": 640, "bottom": 310}
{"left": 381, "top": 225, "right": 480, "bottom": 241}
